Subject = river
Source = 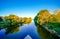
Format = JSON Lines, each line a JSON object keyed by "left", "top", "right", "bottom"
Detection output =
{"left": 0, "top": 21, "right": 42, "bottom": 39}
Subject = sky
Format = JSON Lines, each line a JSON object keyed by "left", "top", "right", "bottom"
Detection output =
{"left": 0, "top": 0, "right": 60, "bottom": 18}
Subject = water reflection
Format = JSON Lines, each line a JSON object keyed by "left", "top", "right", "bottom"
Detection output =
{"left": 0, "top": 21, "right": 41, "bottom": 39}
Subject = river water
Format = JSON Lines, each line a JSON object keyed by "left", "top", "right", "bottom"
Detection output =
{"left": 0, "top": 21, "right": 42, "bottom": 39}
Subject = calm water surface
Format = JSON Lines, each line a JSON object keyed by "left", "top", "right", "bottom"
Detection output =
{"left": 0, "top": 21, "right": 42, "bottom": 39}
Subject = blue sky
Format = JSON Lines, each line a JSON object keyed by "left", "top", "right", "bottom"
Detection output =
{"left": 0, "top": 0, "right": 60, "bottom": 18}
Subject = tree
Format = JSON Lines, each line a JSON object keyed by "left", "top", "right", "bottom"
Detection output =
{"left": 53, "top": 9, "right": 60, "bottom": 22}
{"left": 24, "top": 17, "right": 32, "bottom": 24}
{"left": 36, "top": 10, "right": 51, "bottom": 25}
{"left": 4, "top": 14, "right": 21, "bottom": 26}
{"left": 3, "top": 14, "right": 21, "bottom": 34}
{"left": 0, "top": 14, "right": 32, "bottom": 34}
{"left": 34, "top": 9, "right": 60, "bottom": 30}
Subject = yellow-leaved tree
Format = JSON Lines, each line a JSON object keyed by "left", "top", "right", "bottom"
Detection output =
{"left": 37, "top": 10, "right": 51, "bottom": 25}
{"left": 3, "top": 14, "right": 21, "bottom": 34}
{"left": 53, "top": 9, "right": 60, "bottom": 22}
{"left": 3, "top": 14, "right": 32, "bottom": 34}
{"left": 24, "top": 17, "right": 32, "bottom": 24}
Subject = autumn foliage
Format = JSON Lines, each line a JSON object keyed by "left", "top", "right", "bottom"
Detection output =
{"left": 34, "top": 9, "right": 60, "bottom": 25}
{"left": 0, "top": 14, "right": 32, "bottom": 34}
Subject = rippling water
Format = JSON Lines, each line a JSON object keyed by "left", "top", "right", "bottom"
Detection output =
{"left": 0, "top": 21, "right": 41, "bottom": 39}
